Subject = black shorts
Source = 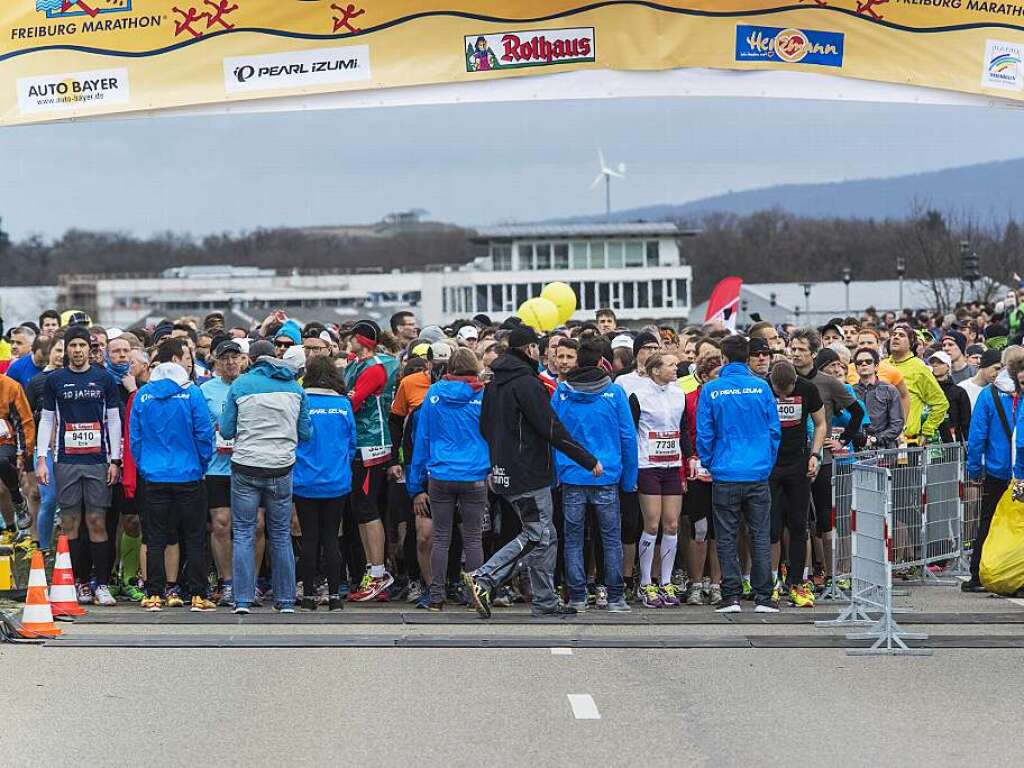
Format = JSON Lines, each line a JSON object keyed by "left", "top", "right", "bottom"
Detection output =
{"left": 206, "top": 475, "right": 231, "bottom": 510}
{"left": 683, "top": 480, "right": 715, "bottom": 540}
{"left": 111, "top": 482, "right": 139, "bottom": 517}
{"left": 619, "top": 490, "right": 642, "bottom": 545}
{"left": 351, "top": 459, "right": 386, "bottom": 524}
{"left": 811, "top": 463, "right": 834, "bottom": 535}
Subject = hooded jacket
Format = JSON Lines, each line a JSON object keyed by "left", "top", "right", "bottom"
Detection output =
{"left": 969, "top": 370, "right": 1015, "bottom": 481}
{"left": 220, "top": 356, "right": 312, "bottom": 477}
{"left": 407, "top": 376, "right": 489, "bottom": 495}
{"left": 551, "top": 367, "right": 638, "bottom": 490}
{"left": 293, "top": 389, "right": 358, "bottom": 498}
{"left": 129, "top": 363, "right": 214, "bottom": 484}
{"left": 480, "top": 350, "right": 597, "bottom": 497}
{"left": 696, "top": 362, "right": 781, "bottom": 482}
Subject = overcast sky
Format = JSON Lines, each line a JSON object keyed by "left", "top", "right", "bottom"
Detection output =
{"left": 2, "top": 96, "right": 1024, "bottom": 241}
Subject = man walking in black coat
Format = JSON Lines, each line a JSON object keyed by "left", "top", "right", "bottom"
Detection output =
{"left": 464, "top": 326, "right": 602, "bottom": 618}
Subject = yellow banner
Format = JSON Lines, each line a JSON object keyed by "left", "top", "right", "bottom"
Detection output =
{"left": 3, "top": 1, "right": 1024, "bottom": 125}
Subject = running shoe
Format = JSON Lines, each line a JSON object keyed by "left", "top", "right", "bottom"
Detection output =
{"left": 217, "top": 584, "right": 235, "bottom": 607}
{"left": 317, "top": 580, "right": 330, "bottom": 606}
{"left": 788, "top": 584, "right": 815, "bottom": 608}
{"left": 741, "top": 578, "right": 754, "bottom": 600}
{"left": 671, "top": 568, "right": 687, "bottom": 587}
{"left": 165, "top": 586, "right": 184, "bottom": 608}
{"left": 14, "top": 536, "right": 36, "bottom": 554}
{"left": 93, "top": 584, "right": 117, "bottom": 606}
{"left": 755, "top": 599, "right": 780, "bottom": 613}
{"left": 640, "top": 584, "right": 663, "bottom": 608}
{"left": 715, "top": 597, "right": 741, "bottom": 613}
{"left": 13, "top": 500, "right": 31, "bottom": 532}
{"left": 300, "top": 597, "right": 318, "bottom": 611}
{"left": 707, "top": 584, "right": 723, "bottom": 606}
{"left": 659, "top": 584, "right": 681, "bottom": 607}
{"left": 415, "top": 591, "right": 431, "bottom": 610}
{"left": 349, "top": 573, "right": 394, "bottom": 602}
{"left": 811, "top": 568, "right": 826, "bottom": 590}
{"left": 190, "top": 595, "right": 217, "bottom": 612}
{"left": 328, "top": 597, "right": 344, "bottom": 611}
{"left": 274, "top": 603, "right": 295, "bottom": 614}
{"left": 337, "top": 581, "right": 350, "bottom": 600}
{"left": 567, "top": 599, "right": 588, "bottom": 613}
{"left": 406, "top": 579, "right": 425, "bottom": 604}
{"left": 233, "top": 604, "right": 251, "bottom": 615}
{"left": 586, "top": 583, "right": 598, "bottom": 607}
{"left": 77, "top": 583, "right": 94, "bottom": 605}
{"left": 771, "top": 580, "right": 782, "bottom": 604}
{"left": 531, "top": 605, "right": 577, "bottom": 617}
{"left": 427, "top": 601, "right": 444, "bottom": 612}
{"left": 121, "top": 581, "right": 145, "bottom": 603}
{"left": 141, "top": 595, "right": 163, "bottom": 612}
{"left": 462, "top": 571, "right": 492, "bottom": 619}
{"left": 836, "top": 577, "right": 851, "bottom": 591}
{"left": 347, "top": 572, "right": 372, "bottom": 602}
{"left": 595, "top": 585, "right": 609, "bottom": 610}
{"left": 252, "top": 587, "right": 265, "bottom": 607}
{"left": 607, "top": 598, "right": 632, "bottom": 613}
{"left": 685, "top": 583, "right": 704, "bottom": 606}
{"left": 491, "top": 587, "right": 513, "bottom": 608}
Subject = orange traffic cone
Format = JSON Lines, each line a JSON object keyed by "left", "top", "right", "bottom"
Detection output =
{"left": 19, "top": 550, "right": 61, "bottom": 638}
{"left": 50, "top": 535, "right": 86, "bottom": 618}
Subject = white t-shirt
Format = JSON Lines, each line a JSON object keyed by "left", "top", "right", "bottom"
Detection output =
{"left": 958, "top": 378, "right": 984, "bottom": 411}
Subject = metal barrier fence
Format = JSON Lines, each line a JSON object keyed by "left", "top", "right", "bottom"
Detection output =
{"left": 817, "top": 462, "right": 931, "bottom": 656}
{"left": 824, "top": 443, "right": 968, "bottom": 600}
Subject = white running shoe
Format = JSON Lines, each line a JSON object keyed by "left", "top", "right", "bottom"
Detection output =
{"left": 93, "top": 584, "right": 117, "bottom": 606}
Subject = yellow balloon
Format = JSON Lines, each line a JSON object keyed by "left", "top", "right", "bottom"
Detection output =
{"left": 517, "top": 297, "right": 560, "bottom": 332}
{"left": 541, "top": 281, "right": 577, "bottom": 324}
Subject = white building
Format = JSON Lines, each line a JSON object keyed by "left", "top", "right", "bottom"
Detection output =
{"left": 57, "top": 222, "right": 696, "bottom": 328}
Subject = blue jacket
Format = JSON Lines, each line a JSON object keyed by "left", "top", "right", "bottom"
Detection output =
{"left": 407, "top": 378, "right": 489, "bottom": 495}
{"left": 696, "top": 362, "right": 780, "bottom": 482}
{"left": 129, "top": 376, "right": 214, "bottom": 484}
{"left": 969, "top": 377, "right": 1016, "bottom": 481}
{"left": 293, "top": 389, "right": 358, "bottom": 498}
{"left": 220, "top": 357, "right": 312, "bottom": 472}
{"left": 550, "top": 371, "right": 638, "bottom": 491}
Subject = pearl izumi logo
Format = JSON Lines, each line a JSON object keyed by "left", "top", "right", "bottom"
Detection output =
{"left": 224, "top": 46, "right": 371, "bottom": 93}
{"left": 466, "top": 28, "right": 596, "bottom": 72}
{"left": 16, "top": 68, "right": 130, "bottom": 114}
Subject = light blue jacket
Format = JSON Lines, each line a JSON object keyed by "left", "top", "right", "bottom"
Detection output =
{"left": 407, "top": 378, "right": 489, "bottom": 496}
{"left": 130, "top": 375, "right": 214, "bottom": 484}
{"left": 696, "top": 362, "right": 780, "bottom": 482}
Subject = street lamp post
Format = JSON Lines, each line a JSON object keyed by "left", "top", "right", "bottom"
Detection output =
{"left": 896, "top": 256, "right": 906, "bottom": 312}
{"left": 801, "top": 282, "right": 813, "bottom": 319}
{"left": 842, "top": 267, "right": 853, "bottom": 313}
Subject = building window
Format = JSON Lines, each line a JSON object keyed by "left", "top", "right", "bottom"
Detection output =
{"left": 606, "top": 241, "right": 624, "bottom": 269}
{"left": 652, "top": 279, "right": 664, "bottom": 308}
{"left": 535, "top": 243, "right": 551, "bottom": 270}
{"left": 571, "top": 242, "right": 588, "bottom": 270}
{"left": 598, "top": 282, "right": 610, "bottom": 307}
{"left": 570, "top": 282, "right": 582, "bottom": 308}
{"left": 530, "top": 283, "right": 543, "bottom": 297}
{"left": 623, "top": 281, "right": 635, "bottom": 309}
{"left": 464, "top": 287, "right": 473, "bottom": 313}
{"left": 638, "top": 281, "right": 649, "bottom": 308}
{"left": 491, "top": 245, "right": 512, "bottom": 271}
{"left": 553, "top": 243, "right": 569, "bottom": 270}
{"left": 610, "top": 282, "right": 623, "bottom": 311}
{"left": 518, "top": 243, "right": 534, "bottom": 271}
{"left": 443, "top": 288, "right": 449, "bottom": 314}
{"left": 589, "top": 242, "right": 606, "bottom": 269}
{"left": 625, "top": 241, "right": 644, "bottom": 268}
{"left": 583, "top": 281, "right": 596, "bottom": 310}
{"left": 490, "top": 285, "right": 502, "bottom": 311}
{"left": 476, "top": 285, "right": 488, "bottom": 313}
{"left": 515, "top": 283, "right": 528, "bottom": 307}
{"left": 646, "top": 241, "right": 660, "bottom": 267}
{"left": 675, "top": 279, "right": 688, "bottom": 308}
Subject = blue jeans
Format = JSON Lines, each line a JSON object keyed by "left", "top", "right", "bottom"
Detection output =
{"left": 37, "top": 454, "right": 57, "bottom": 551}
{"left": 231, "top": 470, "right": 296, "bottom": 608}
{"left": 562, "top": 484, "right": 623, "bottom": 603}
{"left": 712, "top": 480, "right": 772, "bottom": 604}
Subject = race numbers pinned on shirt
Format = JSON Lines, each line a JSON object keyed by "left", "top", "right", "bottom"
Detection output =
{"left": 215, "top": 427, "right": 234, "bottom": 454}
{"left": 776, "top": 397, "right": 803, "bottom": 428}
{"left": 360, "top": 444, "right": 391, "bottom": 466}
{"left": 648, "top": 430, "right": 681, "bottom": 463}
{"left": 64, "top": 422, "right": 102, "bottom": 454}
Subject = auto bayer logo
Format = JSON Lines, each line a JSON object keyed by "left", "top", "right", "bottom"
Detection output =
{"left": 982, "top": 40, "right": 1023, "bottom": 91}
{"left": 735, "top": 24, "right": 844, "bottom": 68}
{"left": 36, "top": 0, "right": 133, "bottom": 19}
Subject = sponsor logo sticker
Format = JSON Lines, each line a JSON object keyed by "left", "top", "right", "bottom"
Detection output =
{"left": 224, "top": 46, "right": 371, "bottom": 94}
{"left": 735, "top": 24, "right": 844, "bottom": 68}
{"left": 982, "top": 39, "right": 1023, "bottom": 91}
{"left": 466, "top": 28, "right": 596, "bottom": 72}
{"left": 16, "top": 67, "right": 130, "bottom": 114}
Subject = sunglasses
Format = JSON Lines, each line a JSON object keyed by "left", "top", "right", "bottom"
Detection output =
{"left": 274, "top": 340, "right": 295, "bottom": 348}
{"left": 855, "top": 359, "right": 875, "bottom": 366}
{"left": 751, "top": 350, "right": 771, "bottom": 357}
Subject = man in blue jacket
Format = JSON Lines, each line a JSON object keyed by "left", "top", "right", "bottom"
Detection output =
{"left": 129, "top": 358, "right": 215, "bottom": 612}
{"left": 697, "top": 335, "right": 781, "bottom": 613}
{"left": 551, "top": 339, "right": 638, "bottom": 614}
{"left": 964, "top": 358, "right": 1018, "bottom": 592}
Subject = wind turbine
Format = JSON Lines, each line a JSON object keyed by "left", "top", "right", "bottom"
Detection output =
{"left": 589, "top": 149, "right": 626, "bottom": 220}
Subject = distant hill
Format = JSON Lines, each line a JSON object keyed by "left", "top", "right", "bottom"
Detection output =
{"left": 552, "top": 158, "right": 1024, "bottom": 224}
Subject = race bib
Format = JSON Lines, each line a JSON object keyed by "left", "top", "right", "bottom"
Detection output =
{"left": 776, "top": 397, "right": 803, "bottom": 428}
{"left": 65, "top": 422, "right": 101, "bottom": 455}
{"left": 215, "top": 427, "right": 234, "bottom": 455}
{"left": 360, "top": 445, "right": 391, "bottom": 465}
{"left": 648, "top": 430, "right": 681, "bottom": 463}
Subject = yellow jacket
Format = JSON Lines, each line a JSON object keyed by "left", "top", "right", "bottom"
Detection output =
{"left": 887, "top": 354, "right": 948, "bottom": 440}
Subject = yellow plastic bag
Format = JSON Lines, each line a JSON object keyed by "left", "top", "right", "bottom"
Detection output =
{"left": 980, "top": 486, "right": 1024, "bottom": 596}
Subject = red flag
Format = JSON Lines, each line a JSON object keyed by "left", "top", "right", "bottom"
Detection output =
{"left": 704, "top": 277, "right": 743, "bottom": 331}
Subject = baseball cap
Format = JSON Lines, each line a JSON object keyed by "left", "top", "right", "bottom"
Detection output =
{"left": 457, "top": 325, "right": 479, "bottom": 342}
{"left": 248, "top": 340, "right": 275, "bottom": 359}
{"left": 981, "top": 349, "right": 1002, "bottom": 368}
{"left": 966, "top": 344, "right": 987, "bottom": 357}
{"left": 928, "top": 350, "right": 952, "bottom": 367}
{"left": 611, "top": 334, "right": 633, "bottom": 351}
{"left": 818, "top": 321, "right": 843, "bottom": 338}
{"left": 214, "top": 340, "right": 243, "bottom": 359}
{"left": 282, "top": 344, "right": 307, "bottom": 372}
{"left": 749, "top": 338, "right": 771, "bottom": 356}
{"left": 632, "top": 332, "right": 659, "bottom": 357}
{"left": 508, "top": 327, "right": 541, "bottom": 349}
{"left": 429, "top": 341, "right": 453, "bottom": 362}
{"left": 410, "top": 342, "right": 431, "bottom": 358}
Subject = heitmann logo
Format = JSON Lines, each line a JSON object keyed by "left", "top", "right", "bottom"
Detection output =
{"left": 735, "top": 24, "right": 844, "bottom": 68}
{"left": 35, "top": 0, "right": 132, "bottom": 19}
{"left": 224, "top": 46, "right": 371, "bottom": 94}
{"left": 465, "top": 28, "right": 596, "bottom": 72}
{"left": 982, "top": 40, "right": 1023, "bottom": 91}
{"left": 16, "top": 68, "right": 130, "bottom": 114}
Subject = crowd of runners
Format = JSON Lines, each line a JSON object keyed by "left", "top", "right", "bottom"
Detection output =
{"left": 0, "top": 294, "right": 1018, "bottom": 615}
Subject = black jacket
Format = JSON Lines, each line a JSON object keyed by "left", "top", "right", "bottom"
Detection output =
{"left": 480, "top": 350, "right": 597, "bottom": 496}
{"left": 937, "top": 378, "right": 972, "bottom": 444}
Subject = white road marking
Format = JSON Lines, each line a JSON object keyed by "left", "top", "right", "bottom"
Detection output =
{"left": 550, "top": 647, "right": 573, "bottom": 655}
{"left": 1007, "top": 598, "right": 1024, "bottom": 609}
{"left": 568, "top": 694, "right": 601, "bottom": 720}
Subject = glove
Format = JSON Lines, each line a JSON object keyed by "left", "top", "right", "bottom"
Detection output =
{"left": 1012, "top": 480, "right": 1024, "bottom": 504}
